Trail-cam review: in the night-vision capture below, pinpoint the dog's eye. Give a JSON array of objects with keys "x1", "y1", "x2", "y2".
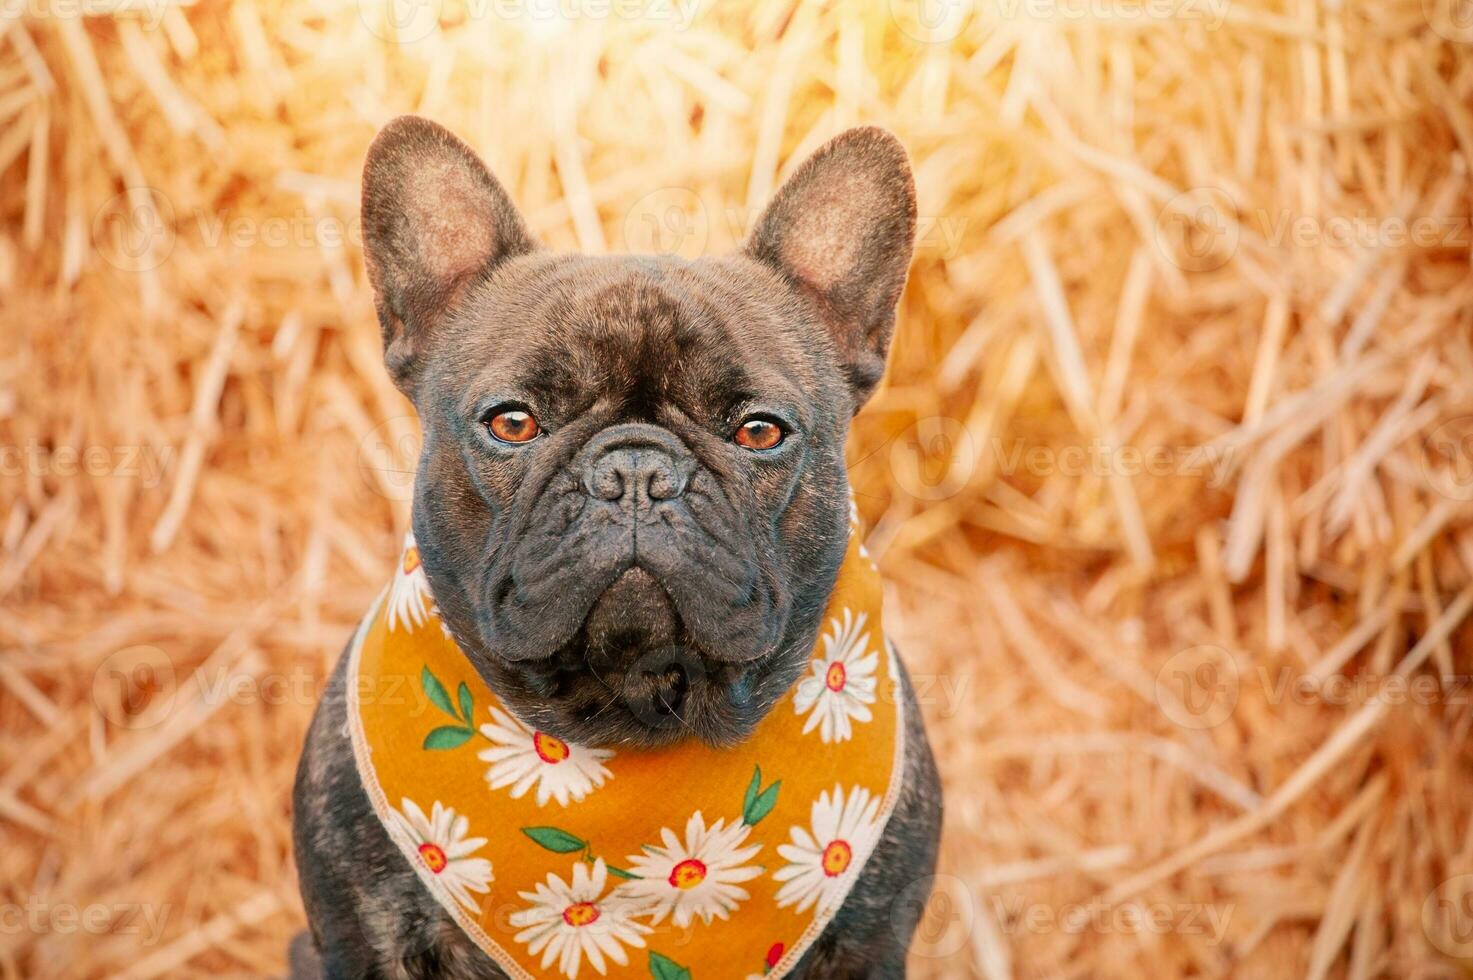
[
  {"x1": 485, "y1": 408, "x2": 541, "y2": 444},
  {"x1": 734, "y1": 416, "x2": 785, "y2": 451}
]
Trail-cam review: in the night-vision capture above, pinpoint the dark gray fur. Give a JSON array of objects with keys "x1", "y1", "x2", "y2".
[{"x1": 292, "y1": 116, "x2": 942, "y2": 979}]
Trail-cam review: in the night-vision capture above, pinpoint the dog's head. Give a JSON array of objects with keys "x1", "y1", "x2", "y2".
[{"x1": 361, "y1": 116, "x2": 914, "y2": 748}]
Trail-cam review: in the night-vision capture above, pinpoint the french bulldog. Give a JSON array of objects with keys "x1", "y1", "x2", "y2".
[{"x1": 291, "y1": 116, "x2": 942, "y2": 979}]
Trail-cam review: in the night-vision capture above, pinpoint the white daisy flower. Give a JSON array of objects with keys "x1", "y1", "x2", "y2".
[
  {"x1": 387, "y1": 532, "x2": 433, "y2": 632},
  {"x1": 621, "y1": 811, "x2": 764, "y2": 927},
  {"x1": 478, "y1": 707, "x2": 614, "y2": 807},
  {"x1": 510, "y1": 858, "x2": 649, "y2": 979},
  {"x1": 388, "y1": 797, "x2": 493, "y2": 913},
  {"x1": 773, "y1": 785, "x2": 881, "y2": 915},
  {"x1": 792, "y1": 608, "x2": 879, "y2": 743}
]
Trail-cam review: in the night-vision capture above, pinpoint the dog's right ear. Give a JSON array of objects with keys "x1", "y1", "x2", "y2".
[{"x1": 361, "y1": 115, "x2": 534, "y2": 393}]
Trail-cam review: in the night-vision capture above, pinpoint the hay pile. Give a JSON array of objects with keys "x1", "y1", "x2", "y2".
[{"x1": 2, "y1": 0, "x2": 1472, "y2": 976}]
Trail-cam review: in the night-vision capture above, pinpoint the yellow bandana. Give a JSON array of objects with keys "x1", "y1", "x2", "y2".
[{"x1": 346, "y1": 513, "x2": 904, "y2": 980}]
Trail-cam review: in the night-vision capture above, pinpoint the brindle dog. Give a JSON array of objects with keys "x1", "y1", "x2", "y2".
[{"x1": 291, "y1": 116, "x2": 942, "y2": 979}]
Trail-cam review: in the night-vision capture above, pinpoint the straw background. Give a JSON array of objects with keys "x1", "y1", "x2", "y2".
[{"x1": 3, "y1": 0, "x2": 1473, "y2": 976}]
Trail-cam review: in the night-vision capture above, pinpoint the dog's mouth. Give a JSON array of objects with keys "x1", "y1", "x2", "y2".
[
  {"x1": 492, "y1": 566, "x2": 765, "y2": 748},
  {"x1": 582, "y1": 567, "x2": 681, "y2": 671}
]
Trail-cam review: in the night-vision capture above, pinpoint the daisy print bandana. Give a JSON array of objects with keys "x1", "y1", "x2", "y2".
[{"x1": 347, "y1": 513, "x2": 906, "y2": 980}]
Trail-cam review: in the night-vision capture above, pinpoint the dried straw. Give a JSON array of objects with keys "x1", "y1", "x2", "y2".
[{"x1": 3, "y1": 1, "x2": 1472, "y2": 977}]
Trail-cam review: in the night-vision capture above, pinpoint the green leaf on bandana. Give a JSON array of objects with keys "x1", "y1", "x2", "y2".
[
  {"x1": 742, "y1": 765, "x2": 762, "y2": 817},
  {"x1": 522, "y1": 826, "x2": 587, "y2": 853},
  {"x1": 744, "y1": 779, "x2": 781, "y2": 826},
  {"x1": 648, "y1": 951, "x2": 691, "y2": 980},
  {"x1": 606, "y1": 864, "x2": 638, "y2": 880},
  {"x1": 421, "y1": 666, "x2": 455, "y2": 718},
  {"x1": 457, "y1": 682, "x2": 474, "y2": 724},
  {"x1": 422, "y1": 726, "x2": 474, "y2": 750}
]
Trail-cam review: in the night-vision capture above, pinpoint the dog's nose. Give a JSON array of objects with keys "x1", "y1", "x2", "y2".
[
  {"x1": 581, "y1": 424, "x2": 692, "y2": 505},
  {"x1": 586, "y1": 448, "x2": 684, "y2": 502}
]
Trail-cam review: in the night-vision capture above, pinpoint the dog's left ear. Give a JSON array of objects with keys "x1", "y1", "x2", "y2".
[{"x1": 745, "y1": 127, "x2": 916, "y2": 409}]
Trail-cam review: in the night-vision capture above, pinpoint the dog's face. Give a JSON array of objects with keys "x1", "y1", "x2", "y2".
[{"x1": 360, "y1": 117, "x2": 914, "y2": 748}]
